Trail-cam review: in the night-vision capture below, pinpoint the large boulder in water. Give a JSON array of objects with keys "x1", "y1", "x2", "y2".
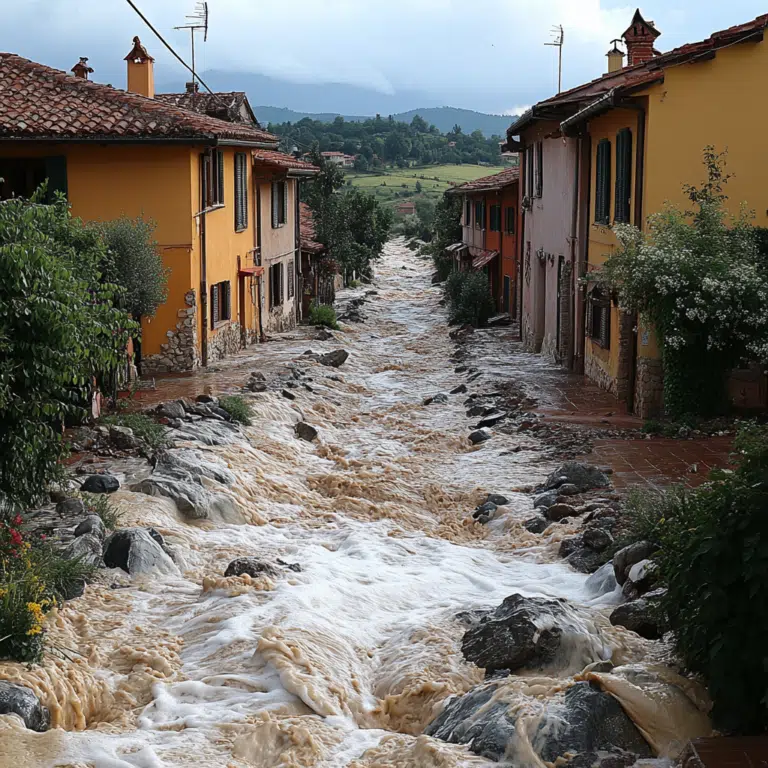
[
  {"x1": 609, "y1": 589, "x2": 666, "y2": 639},
  {"x1": 103, "y1": 528, "x2": 176, "y2": 576},
  {"x1": 80, "y1": 474, "x2": 120, "y2": 494},
  {"x1": 224, "y1": 557, "x2": 278, "y2": 579},
  {"x1": 0, "y1": 682, "x2": 51, "y2": 731},
  {"x1": 542, "y1": 462, "x2": 610, "y2": 493},
  {"x1": 612, "y1": 541, "x2": 657, "y2": 586},
  {"x1": 319, "y1": 349, "x2": 349, "y2": 368}
]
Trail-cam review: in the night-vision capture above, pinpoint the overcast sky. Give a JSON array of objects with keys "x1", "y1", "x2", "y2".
[{"x1": 4, "y1": 0, "x2": 767, "y2": 114}]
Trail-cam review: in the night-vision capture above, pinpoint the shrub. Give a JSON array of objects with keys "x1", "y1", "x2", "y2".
[
  {"x1": 308, "y1": 303, "x2": 339, "y2": 330},
  {"x1": 643, "y1": 423, "x2": 768, "y2": 733},
  {"x1": 0, "y1": 193, "x2": 136, "y2": 509},
  {"x1": 101, "y1": 412, "x2": 168, "y2": 451},
  {"x1": 81, "y1": 492, "x2": 123, "y2": 531},
  {"x1": 96, "y1": 216, "x2": 169, "y2": 320},
  {"x1": 445, "y1": 270, "x2": 495, "y2": 327},
  {"x1": 219, "y1": 395, "x2": 253, "y2": 426}
]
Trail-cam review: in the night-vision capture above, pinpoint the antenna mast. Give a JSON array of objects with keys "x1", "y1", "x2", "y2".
[
  {"x1": 174, "y1": 1, "x2": 208, "y2": 107},
  {"x1": 545, "y1": 24, "x2": 564, "y2": 93}
]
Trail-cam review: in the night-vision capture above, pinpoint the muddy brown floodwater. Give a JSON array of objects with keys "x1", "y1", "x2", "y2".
[{"x1": 0, "y1": 240, "x2": 709, "y2": 767}]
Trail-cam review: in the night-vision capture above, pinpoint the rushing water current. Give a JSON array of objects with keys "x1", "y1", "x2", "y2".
[{"x1": 0, "y1": 241, "x2": 706, "y2": 767}]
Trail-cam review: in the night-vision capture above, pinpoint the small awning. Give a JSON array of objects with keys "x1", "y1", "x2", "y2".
[
  {"x1": 470, "y1": 247, "x2": 498, "y2": 270},
  {"x1": 446, "y1": 242, "x2": 467, "y2": 253},
  {"x1": 239, "y1": 265, "x2": 264, "y2": 277}
]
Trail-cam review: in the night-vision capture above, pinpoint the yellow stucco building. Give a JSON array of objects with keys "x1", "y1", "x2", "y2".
[{"x1": 0, "y1": 37, "x2": 317, "y2": 374}]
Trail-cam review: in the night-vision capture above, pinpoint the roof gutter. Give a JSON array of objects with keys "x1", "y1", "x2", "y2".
[
  {"x1": 560, "y1": 89, "x2": 617, "y2": 137},
  {"x1": 0, "y1": 136, "x2": 278, "y2": 148},
  {"x1": 287, "y1": 168, "x2": 320, "y2": 178}
]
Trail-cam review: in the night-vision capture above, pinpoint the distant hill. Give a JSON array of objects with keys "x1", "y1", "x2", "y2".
[
  {"x1": 156, "y1": 71, "x2": 514, "y2": 138},
  {"x1": 253, "y1": 106, "x2": 512, "y2": 138}
]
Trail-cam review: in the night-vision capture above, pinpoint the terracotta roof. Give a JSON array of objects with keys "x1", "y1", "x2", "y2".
[
  {"x1": 449, "y1": 166, "x2": 519, "y2": 194},
  {"x1": 253, "y1": 149, "x2": 319, "y2": 174},
  {"x1": 0, "y1": 52, "x2": 278, "y2": 144},
  {"x1": 509, "y1": 12, "x2": 768, "y2": 136},
  {"x1": 155, "y1": 90, "x2": 260, "y2": 127},
  {"x1": 299, "y1": 202, "x2": 324, "y2": 254}
]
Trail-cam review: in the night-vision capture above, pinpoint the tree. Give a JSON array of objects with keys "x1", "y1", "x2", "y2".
[
  {"x1": 0, "y1": 193, "x2": 135, "y2": 509},
  {"x1": 415, "y1": 180, "x2": 423, "y2": 194},
  {"x1": 411, "y1": 114, "x2": 429, "y2": 133},
  {"x1": 384, "y1": 132, "x2": 409, "y2": 163},
  {"x1": 96, "y1": 216, "x2": 169, "y2": 321},
  {"x1": 599, "y1": 148, "x2": 768, "y2": 417}
]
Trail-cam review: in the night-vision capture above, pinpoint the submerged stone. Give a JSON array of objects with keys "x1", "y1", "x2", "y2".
[
  {"x1": 0, "y1": 682, "x2": 50, "y2": 732},
  {"x1": 224, "y1": 557, "x2": 279, "y2": 579},
  {"x1": 80, "y1": 474, "x2": 120, "y2": 494}
]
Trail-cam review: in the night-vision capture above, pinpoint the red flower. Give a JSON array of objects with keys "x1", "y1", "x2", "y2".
[
  {"x1": 39, "y1": 534, "x2": 47, "y2": 541},
  {"x1": 10, "y1": 529, "x2": 22, "y2": 546},
  {"x1": 12, "y1": 514, "x2": 22, "y2": 527}
]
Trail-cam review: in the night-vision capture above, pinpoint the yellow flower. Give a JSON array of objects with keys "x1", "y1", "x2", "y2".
[{"x1": 0, "y1": 588, "x2": 6, "y2": 599}]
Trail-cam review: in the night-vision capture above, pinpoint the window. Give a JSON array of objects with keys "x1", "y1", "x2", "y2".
[
  {"x1": 269, "y1": 263, "x2": 284, "y2": 309},
  {"x1": 534, "y1": 141, "x2": 543, "y2": 198},
  {"x1": 272, "y1": 180, "x2": 288, "y2": 228},
  {"x1": 588, "y1": 290, "x2": 611, "y2": 349},
  {"x1": 505, "y1": 206, "x2": 516, "y2": 234},
  {"x1": 525, "y1": 146, "x2": 534, "y2": 198},
  {"x1": 489, "y1": 205, "x2": 501, "y2": 232},
  {"x1": 465, "y1": 198, "x2": 472, "y2": 226},
  {"x1": 287, "y1": 259, "x2": 295, "y2": 299},
  {"x1": 0, "y1": 156, "x2": 68, "y2": 202},
  {"x1": 614, "y1": 129, "x2": 633, "y2": 224},
  {"x1": 210, "y1": 280, "x2": 231, "y2": 328},
  {"x1": 474, "y1": 200, "x2": 484, "y2": 229},
  {"x1": 595, "y1": 139, "x2": 612, "y2": 225},
  {"x1": 201, "y1": 150, "x2": 225, "y2": 209},
  {"x1": 234, "y1": 152, "x2": 249, "y2": 231}
]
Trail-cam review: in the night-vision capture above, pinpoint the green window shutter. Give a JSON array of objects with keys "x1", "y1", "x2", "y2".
[
  {"x1": 271, "y1": 182, "x2": 279, "y2": 228},
  {"x1": 282, "y1": 181, "x2": 288, "y2": 225},
  {"x1": 44, "y1": 156, "x2": 68, "y2": 201},
  {"x1": 242, "y1": 155, "x2": 249, "y2": 230},
  {"x1": 224, "y1": 281, "x2": 231, "y2": 320},
  {"x1": 595, "y1": 140, "x2": 611, "y2": 224},
  {"x1": 614, "y1": 129, "x2": 632, "y2": 223},
  {"x1": 211, "y1": 284, "x2": 219, "y2": 329}
]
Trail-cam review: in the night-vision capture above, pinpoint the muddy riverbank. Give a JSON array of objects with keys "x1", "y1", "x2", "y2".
[{"x1": 0, "y1": 239, "x2": 711, "y2": 767}]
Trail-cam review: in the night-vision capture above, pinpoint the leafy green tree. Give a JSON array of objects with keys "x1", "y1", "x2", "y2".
[
  {"x1": 96, "y1": 216, "x2": 169, "y2": 321},
  {"x1": 411, "y1": 114, "x2": 429, "y2": 133},
  {"x1": 0, "y1": 193, "x2": 135, "y2": 509},
  {"x1": 415, "y1": 180, "x2": 423, "y2": 194}
]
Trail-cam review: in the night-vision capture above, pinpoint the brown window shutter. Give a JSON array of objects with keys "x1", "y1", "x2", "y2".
[
  {"x1": 242, "y1": 156, "x2": 248, "y2": 230},
  {"x1": 282, "y1": 182, "x2": 288, "y2": 225},
  {"x1": 271, "y1": 183, "x2": 279, "y2": 228},
  {"x1": 535, "y1": 142, "x2": 543, "y2": 198},
  {"x1": 225, "y1": 281, "x2": 232, "y2": 320},
  {"x1": 614, "y1": 129, "x2": 632, "y2": 223},
  {"x1": 280, "y1": 263, "x2": 284, "y2": 304},
  {"x1": 211, "y1": 283, "x2": 219, "y2": 328},
  {"x1": 217, "y1": 150, "x2": 225, "y2": 205}
]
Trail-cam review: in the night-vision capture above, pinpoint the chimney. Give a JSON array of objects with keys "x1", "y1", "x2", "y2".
[
  {"x1": 71, "y1": 57, "x2": 94, "y2": 80},
  {"x1": 606, "y1": 40, "x2": 625, "y2": 73},
  {"x1": 622, "y1": 9, "x2": 661, "y2": 67},
  {"x1": 124, "y1": 36, "x2": 155, "y2": 98},
  {"x1": 185, "y1": 81, "x2": 200, "y2": 94}
]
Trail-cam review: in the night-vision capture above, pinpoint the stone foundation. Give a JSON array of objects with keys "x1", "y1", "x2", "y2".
[
  {"x1": 209, "y1": 321, "x2": 243, "y2": 363},
  {"x1": 541, "y1": 333, "x2": 558, "y2": 362},
  {"x1": 263, "y1": 305, "x2": 297, "y2": 334},
  {"x1": 634, "y1": 357, "x2": 664, "y2": 418},
  {"x1": 142, "y1": 290, "x2": 200, "y2": 374}
]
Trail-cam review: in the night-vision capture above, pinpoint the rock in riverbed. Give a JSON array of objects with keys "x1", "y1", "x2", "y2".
[
  {"x1": 224, "y1": 557, "x2": 278, "y2": 579},
  {"x1": 542, "y1": 462, "x2": 610, "y2": 493},
  {"x1": 295, "y1": 422, "x2": 318, "y2": 442},
  {"x1": 80, "y1": 474, "x2": 120, "y2": 494},
  {"x1": 613, "y1": 541, "x2": 657, "y2": 585},
  {"x1": 74, "y1": 514, "x2": 106, "y2": 540},
  {"x1": 103, "y1": 528, "x2": 176, "y2": 576},
  {"x1": 0, "y1": 682, "x2": 50, "y2": 732},
  {"x1": 469, "y1": 429, "x2": 492, "y2": 445},
  {"x1": 319, "y1": 350, "x2": 349, "y2": 368},
  {"x1": 609, "y1": 589, "x2": 666, "y2": 639}
]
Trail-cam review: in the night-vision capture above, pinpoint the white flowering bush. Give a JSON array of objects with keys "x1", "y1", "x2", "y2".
[{"x1": 598, "y1": 148, "x2": 768, "y2": 417}]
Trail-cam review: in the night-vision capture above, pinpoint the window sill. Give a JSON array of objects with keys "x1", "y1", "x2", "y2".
[
  {"x1": 589, "y1": 336, "x2": 610, "y2": 350},
  {"x1": 212, "y1": 320, "x2": 231, "y2": 331},
  {"x1": 235, "y1": 226, "x2": 248, "y2": 233},
  {"x1": 272, "y1": 223, "x2": 286, "y2": 229}
]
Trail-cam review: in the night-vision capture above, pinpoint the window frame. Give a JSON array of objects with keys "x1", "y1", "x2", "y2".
[
  {"x1": 269, "y1": 263, "x2": 284, "y2": 309},
  {"x1": 201, "y1": 150, "x2": 225, "y2": 210},
  {"x1": 489, "y1": 204, "x2": 502, "y2": 233},
  {"x1": 505, "y1": 206, "x2": 516, "y2": 235},
  {"x1": 588, "y1": 290, "x2": 611, "y2": 349},
  {"x1": 474, "y1": 199, "x2": 484, "y2": 230},
  {"x1": 594, "y1": 139, "x2": 612, "y2": 225},
  {"x1": 465, "y1": 198, "x2": 472, "y2": 227},
  {"x1": 271, "y1": 180, "x2": 288, "y2": 228},
  {"x1": 287, "y1": 259, "x2": 295, "y2": 300},
  {"x1": 234, "y1": 152, "x2": 249, "y2": 232},
  {"x1": 210, "y1": 280, "x2": 231, "y2": 329}
]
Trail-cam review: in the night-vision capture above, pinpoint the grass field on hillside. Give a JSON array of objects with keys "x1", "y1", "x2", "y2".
[{"x1": 345, "y1": 164, "x2": 508, "y2": 207}]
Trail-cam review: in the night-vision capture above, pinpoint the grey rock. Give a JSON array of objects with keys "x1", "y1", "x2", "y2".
[
  {"x1": 609, "y1": 591, "x2": 665, "y2": 639},
  {"x1": 613, "y1": 541, "x2": 657, "y2": 585},
  {"x1": 170, "y1": 420, "x2": 241, "y2": 446},
  {"x1": 276, "y1": 558, "x2": 302, "y2": 572},
  {"x1": 582, "y1": 660, "x2": 615, "y2": 675},
  {"x1": 103, "y1": 528, "x2": 176, "y2": 576},
  {"x1": 469, "y1": 429, "x2": 492, "y2": 445},
  {"x1": 567, "y1": 548, "x2": 609, "y2": 574},
  {"x1": 545, "y1": 503, "x2": 577, "y2": 522},
  {"x1": 224, "y1": 557, "x2": 279, "y2": 579},
  {"x1": 585, "y1": 562, "x2": 618, "y2": 598},
  {"x1": 74, "y1": 514, "x2": 105, "y2": 540},
  {"x1": 485, "y1": 494, "x2": 509, "y2": 506},
  {"x1": 281, "y1": 389, "x2": 296, "y2": 400},
  {"x1": 319, "y1": 349, "x2": 349, "y2": 368},
  {"x1": 0, "y1": 682, "x2": 50, "y2": 732},
  {"x1": 560, "y1": 536, "x2": 584, "y2": 559},
  {"x1": 473, "y1": 502, "x2": 497, "y2": 523},
  {"x1": 56, "y1": 497, "x2": 85, "y2": 517},
  {"x1": 195, "y1": 394, "x2": 219, "y2": 405},
  {"x1": 156, "y1": 400, "x2": 187, "y2": 420},
  {"x1": 583, "y1": 527, "x2": 614, "y2": 552},
  {"x1": 461, "y1": 594, "x2": 566, "y2": 673},
  {"x1": 476, "y1": 412, "x2": 508, "y2": 429},
  {"x1": 80, "y1": 474, "x2": 120, "y2": 494},
  {"x1": 295, "y1": 422, "x2": 318, "y2": 442},
  {"x1": 154, "y1": 448, "x2": 236, "y2": 486},
  {"x1": 315, "y1": 329, "x2": 334, "y2": 341},
  {"x1": 108, "y1": 425, "x2": 141, "y2": 451},
  {"x1": 62, "y1": 533, "x2": 102, "y2": 569},
  {"x1": 626, "y1": 559, "x2": 659, "y2": 594},
  {"x1": 543, "y1": 463, "x2": 610, "y2": 493},
  {"x1": 557, "y1": 483, "x2": 580, "y2": 496},
  {"x1": 131, "y1": 476, "x2": 235, "y2": 521},
  {"x1": 424, "y1": 393, "x2": 449, "y2": 405},
  {"x1": 533, "y1": 490, "x2": 560, "y2": 510},
  {"x1": 451, "y1": 384, "x2": 468, "y2": 395},
  {"x1": 466, "y1": 405, "x2": 486, "y2": 417},
  {"x1": 524, "y1": 516, "x2": 549, "y2": 534},
  {"x1": 536, "y1": 682, "x2": 652, "y2": 762},
  {"x1": 246, "y1": 380, "x2": 268, "y2": 393}
]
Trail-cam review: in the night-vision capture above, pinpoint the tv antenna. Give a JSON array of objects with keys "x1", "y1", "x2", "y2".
[
  {"x1": 545, "y1": 24, "x2": 564, "y2": 93},
  {"x1": 175, "y1": 1, "x2": 208, "y2": 105}
]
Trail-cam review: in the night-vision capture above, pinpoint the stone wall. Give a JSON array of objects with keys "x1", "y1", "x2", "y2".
[
  {"x1": 263, "y1": 303, "x2": 297, "y2": 334},
  {"x1": 634, "y1": 357, "x2": 664, "y2": 418},
  {"x1": 141, "y1": 290, "x2": 200, "y2": 374},
  {"x1": 208, "y1": 322, "x2": 243, "y2": 363},
  {"x1": 584, "y1": 310, "x2": 634, "y2": 403}
]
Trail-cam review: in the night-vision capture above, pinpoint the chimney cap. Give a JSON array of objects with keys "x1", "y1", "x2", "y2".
[
  {"x1": 622, "y1": 8, "x2": 661, "y2": 41},
  {"x1": 124, "y1": 36, "x2": 155, "y2": 63},
  {"x1": 607, "y1": 39, "x2": 625, "y2": 55},
  {"x1": 71, "y1": 56, "x2": 94, "y2": 79},
  {"x1": 185, "y1": 81, "x2": 200, "y2": 94}
]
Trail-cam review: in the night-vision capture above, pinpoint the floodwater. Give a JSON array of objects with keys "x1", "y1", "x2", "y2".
[{"x1": 0, "y1": 240, "x2": 703, "y2": 767}]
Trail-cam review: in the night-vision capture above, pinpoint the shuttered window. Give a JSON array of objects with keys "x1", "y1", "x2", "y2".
[
  {"x1": 489, "y1": 205, "x2": 501, "y2": 232},
  {"x1": 588, "y1": 290, "x2": 611, "y2": 349},
  {"x1": 210, "y1": 281, "x2": 231, "y2": 328},
  {"x1": 201, "y1": 150, "x2": 225, "y2": 209},
  {"x1": 505, "y1": 206, "x2": 516, "y2": 234},
  {"x1": 535, "y1": 141, "x2": 543, "y2": 198},
  {"x1": 287, "y1": 260, "x2": 295, "y2": 299},
  {"x1": 525, "y1": 146, "x2": 534, "y2": 198},
  {"x1": 234, "y1": 153, "x2": 248, "y2": 231},
  {"x1": 614, "y1": 129, "x2": 633, "y2": 224},
  {"x1": 269, "y1": 263, "x2": 283, "y2": 308},
  {"x1": 595, "y1": 139, "x2": 612, "y2": 225},
  {"x1": 465, "y1": 198, "x2": 472, "y2": 226},
  {"x1": 474, "y1": 200, "x2": 483, "y2": 229},
  {"x1": 272, "y1": 180, "x2": 287, "y2": 228}
]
